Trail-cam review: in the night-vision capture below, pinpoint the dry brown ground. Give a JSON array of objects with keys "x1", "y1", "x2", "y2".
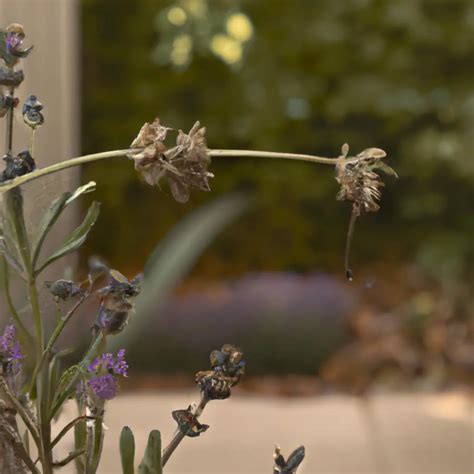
[{"x1": 55, "y1": 391, "x2": 474, "y2": 474}]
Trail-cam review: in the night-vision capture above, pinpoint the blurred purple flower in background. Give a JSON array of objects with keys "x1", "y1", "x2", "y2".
[{"x1": 127, "y1": 272, "x2": 356, "y2": 374}]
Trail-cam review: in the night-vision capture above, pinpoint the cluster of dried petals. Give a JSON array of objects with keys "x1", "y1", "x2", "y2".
[
  {"x1": 128, "y1": 118, "x2": 213, "y2": 203},
  {"x1": 0, "y1": 23, "x2": 33, "y2": 69},
  {"x1": 45, "y1": 279, "x2": 84, "y2": 302},
  {"x1": 22, "y1": 94, "x2": 44, "y2": 129},
  {"x1": 335, "y1": 144, "x2": 396, "y2": 215},
  {"x1": 195, "y1": 344, "x2": 245, "y2": 400}
]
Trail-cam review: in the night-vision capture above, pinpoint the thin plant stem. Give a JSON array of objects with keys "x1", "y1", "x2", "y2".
[
  {"x1": 29, "y1": 128, "x2": 36, "y2": 157},
  {"x1": 0, "y1": 149, "x2": 135, "y2": 193},
  {"x1": 29, "y1": 289, "x2": 91, "y2": 393},
  {"x1": 1, "y1": 255, "x2": 32, "y2": 343},
  {"x1": 52, "y1": 449, "x2": 85, "y2": 468},
  {"x1": 344, "y1": 207, "x2": 359, "y2": 282},
  {"x1": 0, "y1": 147, "x2": 342, "y2": 194},
  {"x1": 5, "y1": 86, "x2": 14, "y2": 155},
  {"x1": 51, "y1": 415, "x2": 95, "y2": 450},
  {"x1": 86, "y1": 409, "x2": 104, "y2": 474},
  {"x1": 209, "y1": 149, "x2": 338, "y2": 165},
  {"x1": 161, "y1": 393, "x2": 209, "y2": 467}
]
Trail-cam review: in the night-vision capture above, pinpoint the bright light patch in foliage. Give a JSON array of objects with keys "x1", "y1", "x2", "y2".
[
  {"x1": 167, "y1": 7, "x2": 187, "y2": 26},
  {"x1": 226, "y1": 13, "x2": 254, "y2": 42},
  {"x1": 210, "y1": 34, "x2": 242, "y2": 65}
]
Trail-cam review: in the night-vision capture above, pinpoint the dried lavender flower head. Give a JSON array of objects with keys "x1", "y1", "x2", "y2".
[
  {"x1": 128, "y1": 118, "x2": 213, "y2": 203},
  {"x1": 172, "y1": 407, "x2": 210, "y2": 437},
  {"x1": 0, "y1": 23, "x2": 33, "y2": 68},
  {"x1": 94, "y1": 269, "x2": 142, "y2": 335},
  {"x1": 196, "y1": 344, "x2": 245, "y2": 400},
  {"x1": 336, "y1": 144, "x2": 396, "y2": 215},
  {"x1": 22, "y1": 94, "x2": 44, "y2": 129},
  {"x1": 335, "y1": 143, "x2": 397, "y2": 280},
  {"x1": 85, "y1": 349, "x2": 128, "y2": 401},
  {"x1": 45, "y1": 279, "x2": 84, "y2": 302}
]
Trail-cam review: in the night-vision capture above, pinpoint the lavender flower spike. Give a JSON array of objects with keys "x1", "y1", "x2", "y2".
[
  {"x1": 88, "y1": 373, "x2": 119, "y2": 401},
  {"x1": 0, "y1": 324, "x2": 23, "y2": 367},
  {"x1": 85, "y1": 349, "x2": 129, "y2": 400}
]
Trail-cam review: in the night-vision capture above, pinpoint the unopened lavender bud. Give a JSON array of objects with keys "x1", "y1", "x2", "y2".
[
  {"x1": 45, "y1": 279, "x2": 84, "y2": 302},
  {"x1": 22, "y1": 94, "x2": 44, "y2": 128}
]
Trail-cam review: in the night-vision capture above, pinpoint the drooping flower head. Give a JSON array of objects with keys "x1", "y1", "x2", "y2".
[
  {"x1": 86, "y1": 349, "x2": 128, "y2": 401},
  {"x1": 195, "y1": 344, "x2": 245, "y2": 400},
  {"x1": 0, "y1": 24, "x2": 33, "y2": 68},
  {"x1": 128, "y1": 118, "x2": 213, "y2": 203},
  {"x1": 335, "y1": 144, "x2": 397, "y2": 280},
  {"x1": 22, "y1": 94, "x2": 44, "y2": 129}
]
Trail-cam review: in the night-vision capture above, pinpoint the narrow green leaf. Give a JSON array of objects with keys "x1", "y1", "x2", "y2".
[
  {"x1": 49, "y1": 354, "x2": 62, "y2": 408},
  {"x1": 120, "y1": 426, "x2": 136, "y2": 474},
  {"x1": 138, "y1": 430, "x2": 162, "y2": 474},
  {"x1": 65, "y1": 181, "x2": 96, "y2": 205},
  {"x1": 74, "y1": 417, "x2": 87, "y2": 473},
  {"x1": 0, "y1": 236, "x2": 23, "y2": 273},
  {"x1": 31, "y1": 181, "x2": 97, "y2": 268},
  {"x1": 31, "y1": 193, "x2": 70, "y2": 268},
  {"x1": 35, "y1": 201, "x2": 101, "y2": 275}
]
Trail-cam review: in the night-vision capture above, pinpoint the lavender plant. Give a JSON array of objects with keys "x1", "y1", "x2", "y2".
[{"x1": 0, "y1": 23, "x2": 396, "y2": 473}]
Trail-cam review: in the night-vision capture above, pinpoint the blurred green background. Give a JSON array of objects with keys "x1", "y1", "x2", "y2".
[
  {"x1": 81, "y1": 0, "x2": 473, "y2": 284},
  {"x1": 78, "y1": 0, "x2": 473, "y2": 378}
]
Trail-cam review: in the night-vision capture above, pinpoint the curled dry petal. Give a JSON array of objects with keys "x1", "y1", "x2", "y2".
[
  {"x1": 172, "y1": 407, "x2": 209, "y2": 437},
  {"x1": 335, "y1": 145, "x2": 392, "y2": 214},
  {"x1": 128, "y1": 118, "x2": 213, "y2": 203},
  {"x1": 335, "y1": 144, "x2": 396, "y2": 280}
]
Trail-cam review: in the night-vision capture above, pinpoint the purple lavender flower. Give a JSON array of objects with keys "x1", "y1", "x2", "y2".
[
  {"x1": 114, "y1": 349, "x2": 128, "y2": 376},
  {"x1": 88, "y1": 350, "x2": 128, "y2": 377},
  {"x1": 0, "y1": 325, "x2": 23, "y2": 367},
  {"x1": 88, "y1": 373, "x2": 118, "y2": 401},
  {"x1": 85, "y1": 349, "x2": 128, "y2": 401}
]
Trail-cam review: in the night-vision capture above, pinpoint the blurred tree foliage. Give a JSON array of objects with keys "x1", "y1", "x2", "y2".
[{"x1": 81, "y1": 0, "x2": 474, "y2": 287}]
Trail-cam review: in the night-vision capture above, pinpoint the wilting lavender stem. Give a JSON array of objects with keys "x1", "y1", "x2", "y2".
[
  {"x1": 0, "y1": 148, "x2": 343, "y2": 193},
  {"x1": 5, "y1": 86, "x2": 14, "y2": 154},
  {"x1": 161, "y1": 393, "x2": 210, "y2": 467},
  {"x1": 344, "y1": 207, "x2": 359, "y2": 281}
]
